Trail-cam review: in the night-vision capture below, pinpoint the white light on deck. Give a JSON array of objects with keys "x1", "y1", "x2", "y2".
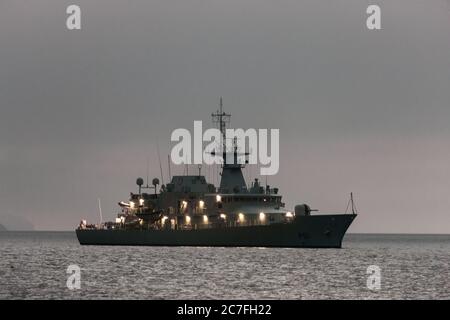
[
  {"x1": 181, "y1": 200, "x2": 188, "y2": 210},
  {"x1": 139, "y1": 198, "x2": 144, "y2": 206},
  {"x1": 220, "y1": 213, "x2": 226, "y2": 219},
  {"x1": 259, "y1": 212, "x2": 266, "y2": 222},
  {"x1": 238, "y1": 213, "x2": 245, "y2": 222},
  {"x1": 216, "y1": 195, "x2": 222, "y2": 202},
  {"x1": 115, "y1": 218, "x2": 121, "y2": 224},
  {"x1": 199, "y1": 200, "x2": 205, "y2": 209},
  {"x1": 203, "y1": 215, "x2": 208, "y2": 223},
  {"x1": 286, "y1": 211, "x2": 293, "y2": 218},
  {"x1": 185, "y1": 215, "x2": 191, "y2": 224},
  {"x1": 129, "y1": 201, "x2": 135, "y2": 209},
  {"x1": 162, "y1": 216, "x2": 168, "y2": 224}
]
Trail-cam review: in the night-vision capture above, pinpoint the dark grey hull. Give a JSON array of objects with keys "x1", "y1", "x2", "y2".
[{"x1": 76, "y1": 214, "x2": 356, "y2": 248}]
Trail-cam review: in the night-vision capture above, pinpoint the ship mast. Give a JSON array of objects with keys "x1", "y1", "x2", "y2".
[
  {"x1": 211, "y1": 97, "x2": 231, "y2": 155},
  {"x1": 211, "y1": 97, "x2": 248, "y2": 193}
]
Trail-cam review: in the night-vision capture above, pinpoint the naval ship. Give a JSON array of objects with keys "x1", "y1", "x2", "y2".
[{"x1": 76, "y1": 101, "x2": 357, "y2": 248}]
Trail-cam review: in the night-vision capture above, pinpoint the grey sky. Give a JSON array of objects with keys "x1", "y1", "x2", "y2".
[{"x1": 1, "y1": 0, "x2": 450, "y2": 232}]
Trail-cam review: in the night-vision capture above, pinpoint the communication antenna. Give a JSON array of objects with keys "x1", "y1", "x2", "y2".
[
  {"x1": 136, "y1": 177, "x2": 144, "y2": 194},
  {"x1": 146, "y1": 157, "x2": 150, "y2": 187},
  {"x1": 167, "y1": 154, "x2": 172, "y2": 182},
  {"x1": 152, "y1": 178, "x2": 160, "y2": 195},
  {"x1": 156, "y1": 141, "x2": 164, "y2": 185},
  {"x1": 211, "y1": 97, "x2": 231, "y2": 153},
  {"x1": 97, "y1": 198, "x2": 103, "y2": 225}
]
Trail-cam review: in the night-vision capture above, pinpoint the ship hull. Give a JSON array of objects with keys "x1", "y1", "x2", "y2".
[{"x1": 76, "y1": 214, "x2": 356, "y2": 248}]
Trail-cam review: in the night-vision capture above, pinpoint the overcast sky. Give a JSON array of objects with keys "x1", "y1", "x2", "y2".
[{"x1": 1, "y1": 0, "x2": 450, "y2": 232}]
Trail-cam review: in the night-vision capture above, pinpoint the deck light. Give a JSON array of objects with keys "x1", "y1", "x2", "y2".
[{"x1": 259, "y1": 212, "x2": 266, "y2": 222}]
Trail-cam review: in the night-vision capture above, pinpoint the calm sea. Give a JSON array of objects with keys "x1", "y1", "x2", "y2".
[{"x1": 0, "y1": 232, "x2": 448, "y2": 299}]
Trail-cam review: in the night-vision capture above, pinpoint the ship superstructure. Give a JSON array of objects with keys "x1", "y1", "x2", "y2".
[{"x1": 76, "y1": 99, "x2": 356, "y2": 247}]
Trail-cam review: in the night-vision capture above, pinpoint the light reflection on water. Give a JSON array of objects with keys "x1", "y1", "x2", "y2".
[{"x1": 0, "y1": 232, "x2": 449, "y2": 299}]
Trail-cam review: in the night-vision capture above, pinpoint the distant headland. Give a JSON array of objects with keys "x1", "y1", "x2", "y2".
[{"x1": 0, "y1": 215, "x2": 34, "y2": 231}]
